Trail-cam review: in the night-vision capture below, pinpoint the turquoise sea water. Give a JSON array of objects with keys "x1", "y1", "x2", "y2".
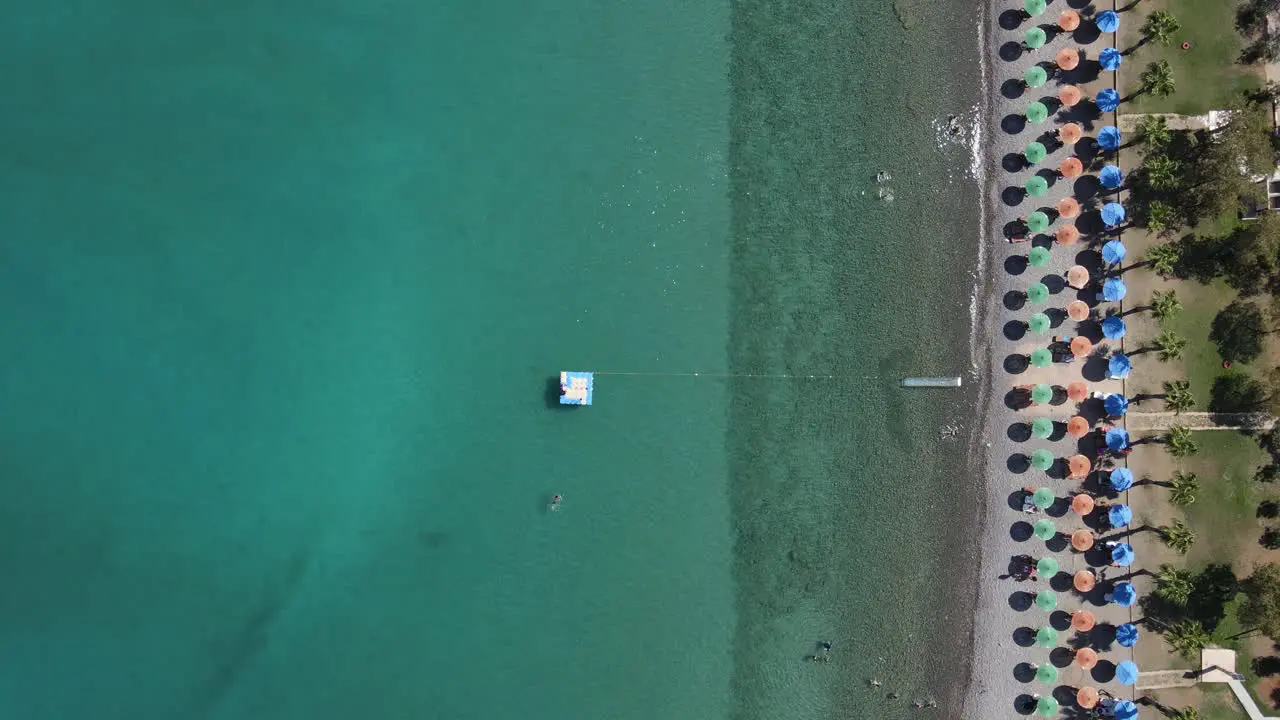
[{"x1": 0, "y1": 0, "x2": 978, "y2": 717}]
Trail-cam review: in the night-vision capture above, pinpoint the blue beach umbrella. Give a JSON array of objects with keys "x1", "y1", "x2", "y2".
[
  {"x1": 1102, "y1": 239, "x2": 1127, "y2": 264},
  {"x1": 1101, "y1": 202, "x2": 1126, "y2": 227},
  {"x1": 1100, "y1": 47, "x2": 1123, "y2": 71},
  {"x1": 1111, "y1": 542, "x2": 1135, "y2": 566},
  {"x1": 1111, "y1": 582, "x2": 1137, "y2": 607},
  {"x1": 1113, "y1": 700, "x2": 1139, "y2": 720},
  {"x1": 1116, "y1": 660, "x2": 1140, "y2": 685},
  {"x1": 1102, "y1": 277, "x2": 1127, "y2": 301},
  {"x1": 1106, "y1": 427, "x2": 1130, "y2": 451},
  {"x1": 1095, "y1": 10, "x2": 1120, "y2": 33},
  {"x1": 1109, "y1": 504, "x2": 1133, "y2": 528},
  {"x1": 1102, "y1": 316, "x2": 1126, "y2": 340},
  {"x1": 1096, "y1": 88, "x2": 1120, "y2": 112},
  {"x1": 1104, "y1": 393, "x2": 1129, "y2": 416},
  {"x1": 1116, "y1": 622, "x2": 1140, "y2": 647},
  {"x1": 1097, "y1": 126, "x2": 1122, "y2": 150},
  {"x1": 1109, "y1": 468, "x2": 1134, "y2": 492},
  {"x1": 1108, "y1": 353, "x2": 1131, "y2": 378},
  {"x1": 1099, "y1": 165, "x2": 1124, "y2": 189}
]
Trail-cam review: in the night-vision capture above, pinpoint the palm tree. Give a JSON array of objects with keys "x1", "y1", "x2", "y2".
[
  {"x1": 1170, "y1": 470, "x2": 1200, "y2": 505},
  {"x1": 1146, "y1": 200, "x2": 1175, "y2": 234},
  {"x1": 1155, "y1": 564, "x2": 1195, "y2": 606},
  {"x1": 1155, "y1": 329, "x2": 1188, "y2": 361},
  {"x1": 1162, "y1": 519, "x2": 1197, "y2": 553},
  {"x1": 1141, "y1": 11, "x2": 1182, "y2": 48},
  {"x1": 1166, "y1": 424, "x2": 1200, "y2": 457},
  {"x1": 1164, "y1": 618, "x2": 1211, "y2": 657},
  {"x1": 1138, "y1": 114, "x2": 1172, "y2": 151},
  {"x1": 1144, "y1": 154, "x2": 1181, "y2": 190},
  {"x1": 1152, "y1": 290, "x2": 1182, "y2": 322},
  {"x1": 1164, "y1": 379, "x2": 1193, "y2": 413},
  {"x1": 1141, "y1": 60, "x2": 1177, "y2": 98},
  {"x1": 1168, "y1": 708, "x2": 1201, "y2": 720},
  {"x1": 1147, "y1": 241, "x2": 1181, "y2": 276}
]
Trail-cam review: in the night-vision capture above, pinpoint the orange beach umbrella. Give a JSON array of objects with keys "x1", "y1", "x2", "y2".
[
  {"x1": 1056, "y1": 224, "x2": 1080, "y2": 245},
  {"x1": 1059, "y1": 85, "x2": 1083, "y2": 107},
  {"x1": 1070, "y1": 492, "x2": 1094, "y2": 514},
  {"x1": 1075, "y1": 647, "x2": 1099, "y2": 669},
  {"x1": 1060, "y1": 157, "x2": 1084, "y2": 178},
  {"x1": 1058, "y1": 10, "x2": 1081, "y2": 31},
  {"x1": 1071, "y1": 528, "x2": 1095, "y2": 550},
  {"x1": 1070, "y1": 335, "x2": 1094, "y2": 358},
  {"x1": 1067, "y1": 417, "x2": 1091, "y2": 439},
  {"x1": 1059, "y1": 123, "x2": 1083, "y2": 145},
  {"x1": 1056, "y1": 48, "x2": 1080, "y2": 71},
  {"x1": 1067, "y1": 381, "x2": 1089, "y2": 402},
  {"x1": 1067, "y1": 454, "x2": 1092, "y2": 478},
  {"x1": 1071, "y1": 610, "x2": 1097, "y2": 631},
  {"x1": 1066, "y1": 300, "x2": 1090, "y2": 321},
  {"x1": 1066, "y1": 265, "x2": 1090, "y2": 288},
  {"x1": 1077, "y1": 686, "x2": 1100, "y2": 709},
  {"x1": 1057, "y1": 196, "x2": 1081, "y2": 218},
  {"x1": 1074, "y1": 569, "x2": 1096, "y2": 592}
]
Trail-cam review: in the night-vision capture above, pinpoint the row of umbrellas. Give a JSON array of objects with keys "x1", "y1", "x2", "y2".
[{"x1": 1023, "y1": 4, "x2": 1119, "y2": 33}]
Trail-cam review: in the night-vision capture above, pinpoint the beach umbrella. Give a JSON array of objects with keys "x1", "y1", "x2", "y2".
[
  {"x1": 1035, "y1": 588, "x2": 1058, "y2": 610},
  {"x1": 1032, "y1": 417, "x2": 1055, "y2": 439},
  {"x1": 1059, "y1": 157, "x2": 1083, "y2": 178},
  {"x1": 1100, "y1": 47, "x2": 1122, "y2": 71},
  {"x1": 1074, "y1": 569, "x2": 1096, "y2": 592},
  {"x1": 1056, "y1": 224, "x2": 1080, "y2": 245},
  {"x1": 1057, "y1": 195, "x2": 1081, "y2": 218},
  {"x1": 1070, "y1": 335, "x2": 1093, "y2": 358},
  {"x1": 1056, "y1": 47, "x2": 1080, "y2": 71},
  {"x1": 1059, "y1": 84, "x2": 1083, "y2": 107},
  {"x1": 1026, "y1": 102, "x2": 1049, "y2": 125},
  {"x1": 1035, "y1": 663, "x2": 1058, "y2": 684},
  {"x1": 1028, "y1": 312, "x2": 1052, "y2": 334},
  {"x1": 1032, "y1": 449, "x2": 1055, "y2": 471},
  {"x1": 1096, "y1": 88, "x2": 1120, "y2": 112},
  {"x1": 1025, "y1": 66, "x2": 1048, "y2": 89},
  {"x1": 1075, "y1": 647, "x2": 1100, "y2": 670},
  {"x1": 1066, "y1": 265, "x2": 1089, "y2": 288},
  {"x1": 1034, "y1": 518, "x2": 1057, "y2": 540},
  {"x1": 1097, "y1": 125, "x2": 1122, "y2": 150},
  {"x1": 1026, "y1": 175, "x2": 1049, "y2": 196},
  {"x1": 1035, "y1": 626, "x2": 1058, "y2": 647},
  {"x1": 1037, "y1": 556, "x2": 1059, "y2": 577},
  {"x1": 1026, "y1": 0, "x2": 1047, "y2": 16},
  {"x1": 1108, "y1": 504, "x2": 1133, "y2": 528},
  {"x1": 1114, "y1": 700, "x2": 1139, "y2": 720},
  {"x1": 1067, "y1": 454, "x2": 1091, "y2": 479},
  {"x1": 1102, "y1": 276, "x2": 1127, "y2": 301},
  {"x1": 1071, "y1": 528, "x2": 1095, "y2": 551},
  {"x1": 1036, "y1": 695, "x2": 1059, "y2": 718},
  {"x1": 1025, "y1": 27, "x2": 1047, "y2": 49},
  {"x1": 1067, "y1": 382, "x2": 1089, "y2": 402},
  {"x1": 1067, "y1": 417, "x2": 1090, "y2": 439},
  {"x1": 1106, "y1": 427, "x2": 1130, "y2": 451},
  {"x1": 1058, "y1": 9, "x2": 1081, "y2": 31},
  {"x1": 1077, "y1": 686, "x2": 1101, "y2": 709},
  {"x1": 1027, "y1": 282, "x2": 1050, "y2": 304},
  {"x1": 1025, "y1": 140, "x2": 1048, "y2": 164},
  {"x1": 1108, "y1": 353, "x2": 1131, "y2": 378},
  {"x1": 1032, "y1": 486, "x2": 1056, "y2": 508},
  {"x1": 1027, "y1": 211, "x2": 1051, "y2": 233},
  {"x1": 1116, "y1": 622, "x2": 1140, "y2": 647},
  {"x1": 1070, "y1": 492, "x2": 1094, "y2": 514},
  {"x1": 1116, "y1": 660, "x2": 1139, "y2": 685},
  {"x1": 1059, "y1": 123, "x2": 1084, "y2": 145},
  {"x1": 1104, "y1": 393, "x2": 1129, "y2": 416},
  {"x1": 1102, "y1": 315, "x2": 1126, "y2": 340},
  {"x1": 1102, "y1": 239, "x2": 1127, "y2": 264},
  {"x1": 1031, "y1": 383, "x2": 1054, "y2": 404},
  {"x1": 1028, "y1": 247, "x2": 1052, "y2": 268},
  {"x1": 1096, "y1": 9, "x2": 1120, "y2": 32},
  {"x1": 1099, "y1": 165, "x2": 1124, "y2": 189},
  {"x1": 1030, "y1": 348, "x2": 1053, "y2": 368},
  {"x1": 1067, "y1": 300, "x2": 1090, "y2": 321},
  {"x1": 1109, "y1": 468, "x2": 1134, "y2": 492},
  {"x1": 1101, "y1": 202, "x2": 1126, "y2": 227},
  {"x1": 1112, "y1": 581, "x2": 1137, "y2": 607},
  {"x1": 1111, "y1": 542, "x2": 1135, "y2": 566}
]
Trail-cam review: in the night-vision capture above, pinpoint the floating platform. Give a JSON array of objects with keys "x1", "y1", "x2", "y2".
[
  {"x1": 560, "y1": 371, "x2": 594, "y2": 405},
  {"x1": 901, "y1": 376, "x2": 962, "y2": 388}
]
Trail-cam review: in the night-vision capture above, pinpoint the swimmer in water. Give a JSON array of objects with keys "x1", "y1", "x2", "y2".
[{"x1": 549, "y1": 494, "x2": 562, "y2": 511}]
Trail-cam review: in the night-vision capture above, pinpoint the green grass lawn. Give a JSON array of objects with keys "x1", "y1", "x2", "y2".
[
  {"x1": 1164, "y1": 278, "x2": 1245, "y2": 409},
  {"x1": 1182, "y1": 431, "x2": 1266, "y2": 567},
  {"x1": 1119, "y1": 0, "x2": 1263, "y2": 114}
]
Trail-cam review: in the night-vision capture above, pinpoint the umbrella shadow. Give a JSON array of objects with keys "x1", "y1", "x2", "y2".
[
  {"x1": 1073, "y1": 175, "x2": 1102, "y2": 201},
  {"x1": 1014, "y1": 661, "x2": 1038, "y2": 683},
  {"x1": 1030, "y1": 234, "x2": 1054, "y2": 250},
  {"x1": 1009, "y1": 491, "x2": 1030, "y2": 511},
  {"x1": 1001, "y1": 41, "x2": 1026, "y2": 62},
  {"x1": 1004, "y1": 152, "x2": 1030, "y2": 172},
  {"x1": 1045, "y1": 500, "x2": 1070, "y2": 519},
  {"x1": 1014, "y1": 626, "x2": 1038, "y2": 647},
  {"x1": 1050, "y1": 386, "x2": 1069, "y2": 406},
  {"x1": 1003, "y1": 78, "x2": 1028, "y2": 100},
  {"x1": 1036, "y1": 168, "x2": 1060, "y2": 189},
  {"x1": 1047, "y1": 571, "x2": 1069, "y2": 591},
  {"x1": 1000, "y1": 9, "x2": 1027, "y2": 29},
  {"x1": 1009, "y1": 454, "x2": 1032, "y2": 474},
  {"x1": 1015, "y1": 694, "x2": 1038, "y2": 716},
  {"x1": 1005, "y1": 219, "x2": 1030, "y2": 239},
  {"x1": 1046, "y1": 534, "x2": 1070, "y2": 553},
  {"x1": 1005, "y1": 319, "x2": 1030, "y2": 340},
  {"x1": 1008, "y1": 420, "x2": 1033, "y2": 439},
  {"x1": 1084, "y1": 546, "x2": 1111, "y2": 568},
  {"x1": 1090, "y1": 623, "x2": 1118, "y2": 650},
  {"x1": 1050, "y1": 610, "x2": 1073, "y2": 631},
  {"x1": 1012, "y1": 521, "x2": 1035, "y2": 542},
  {"x1": 1058, "y1": 102, "x2": 1102, "y2": 129},
  {"x1": 1005, "y1": 354, "x2": 1031, "y2": 374},
  {"x1": 1045, "y1": 460, "x2": 1067, "y2": 480},
  {"x1": 1004, "y1": 186, "x2": 1028, "y2": 206},
  {"x1": 1050, "y1": 646, "x2": 1076, "y2": 668},
  {"x1": 1047, "y1": 308, "x2": 1068, "y2": 328},
  {"x1": 1073, "y1": 24, "x2": 1102, "y2": 45},
  {"x1": 1003, "y1": 113, "x2": 1029, "y2": 135},
  {"x1": 1040, "y1": 273, "x2": 1067, "y2": 294},
  {"x1": 1010, "y1": 590, "x2": 1035, "y2": 611},
  {"x1": 1052, "y1": 685, "x2": 1078, "y2": 706},
  {"x1": 1090, "y1": 660, "x2": 1117, "y2": 683},
  {"x1": 1077, "y1": 211, "x2": 1107, "y2": 236},
  {"x1": 1080, "y1": 354, "x2": 1109, "y2": 383},
  {"x1": 1004, "y1": 291, "x2": 1029, "y2": 311},
  {"x1": 1073, "y1": 248, "x2": 1103, "y2": 267}
]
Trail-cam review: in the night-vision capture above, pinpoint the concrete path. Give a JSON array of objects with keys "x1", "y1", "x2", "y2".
[
  {"x1": 1123, "y1": 411, "x2": 1274, "y2": 432},
  {"x1": 1116, "y1": 113, "x2": 1210, "y2": 132},
  {"x1": 1135, "y1": 669, "x2": 1197, "y2": 689}
]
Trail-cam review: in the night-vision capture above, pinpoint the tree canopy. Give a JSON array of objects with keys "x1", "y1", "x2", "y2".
[
  {"x1": 1241, "y1": 563, "x2": 1280, "y2": 639},
  {"x1": 1210, "y1": 300, "x2": 1266, "y2": 363}
]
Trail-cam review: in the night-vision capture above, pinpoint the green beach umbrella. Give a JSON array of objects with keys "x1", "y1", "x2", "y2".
[
  {"x1": 1035, "y1": 663, "x2": 1059, "y2": 684},
  {"x1": 1034, "y1": 518, "x2": 1057, "y2": 540},
  {"x1": 1037, "y1": 556, "x2": 1059, "y2": 577},
  {"x1": 1025, "y1": 175, "x2": 1049, "y2": 197},
  {"x1": 1031, "y1": 383, "x2": 1053, "y2": 404},
  {"x1": 1030, "y1": 348, "x2": 1053, "y2": 368},
  {"x1": 1031, "y1": 449, "x2": 1054, "y2": 471},
  {"x1": 1035, "y1": 626, "x2": 1058, "y2": 647},
  {"x1": 1025, "y1": 101, "x2": 1049, "y2": 124},
  {"x1": 1028, "y1": 312, "x2": 1051, "y2": 334},
  {"x1": 1026, "y1": 282, "x2": 1050, "y2": 304},
  {"x1": 1032, "y1": 487, "x2": 1055, "y2": 509},
  {"x1": 1025, "y1": 141, "x2": 1048, "y2": 165},
  {"x1": 1025, "y1": 27, "x2": 1047, "y2": 49},
  {"x1": 1025, "y1": 0, "x2": 1047, "y2": 16},
  {"x1": 1031, "y1": 417, "x2": 1055, "y2": 439},
  {"x1": 1025, "y1": 66, "x2": 1048, "y2": 89},
  {"x1": 1028, "y1": 246, "x2": 1051, "y2": 268},
  {"x1": 1027, "y1": 211, "x2": 1050, "y2": 233},
  {"x1": 1037, "y1": 695, "x2": 1060, "y2": 717}
]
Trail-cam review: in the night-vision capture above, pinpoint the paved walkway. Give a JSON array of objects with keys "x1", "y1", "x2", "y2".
[
  {"x1": 1135, "y1": 669, "x2": 1196, "y2": 689},
  {"x1": 1116, "y1": 113, "x2": 1210, "y2": 132},
  {"x1": 1123, "y1": 411, "x2": 1274, "y2": 432}
]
